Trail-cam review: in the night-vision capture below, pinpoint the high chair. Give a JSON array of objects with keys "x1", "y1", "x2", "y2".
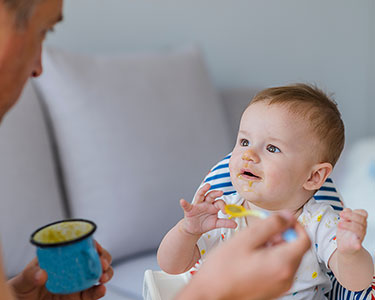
[
  {"x1": 143, "y1": 270, "x2": 191, "y2": 300},
  {"x1": 143, "y1": 154, "x2": 374, "y2": 300}
]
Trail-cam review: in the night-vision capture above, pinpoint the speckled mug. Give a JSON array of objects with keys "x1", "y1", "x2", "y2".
[{"x1": 30, "y1": 219, "x2": 102, "y2": 294}]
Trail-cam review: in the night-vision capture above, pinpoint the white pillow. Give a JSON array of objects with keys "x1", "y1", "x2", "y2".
[
  {"x1": 0, "y1": 82, "x2": 65, "y2": 276},
  {"x1": 33, "y1": 47, "x2": 233, "y2": 261}
]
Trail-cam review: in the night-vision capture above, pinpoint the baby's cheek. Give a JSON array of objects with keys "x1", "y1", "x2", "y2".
[
  {"x1": 266, "y1": 171, "x2": 282, "y2": 186},
  {"x1": 229, "y1": 161, "x2": 238, "y2": 181},
  {"x1": 230, "y1": 174, "x2": 242, "y2": 191}
]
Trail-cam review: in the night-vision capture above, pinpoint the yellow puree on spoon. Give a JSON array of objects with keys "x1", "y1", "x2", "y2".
[{"x1": 224, "y1": 204, "x2": 267, "y2": 219}]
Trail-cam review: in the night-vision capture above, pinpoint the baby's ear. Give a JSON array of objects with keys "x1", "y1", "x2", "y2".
[{"x1": 303, "y1": 162, "x2": 333, "y2": 191}]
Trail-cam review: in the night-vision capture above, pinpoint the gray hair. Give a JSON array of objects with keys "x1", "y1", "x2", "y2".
[{"x1": 2, "y1": 0, "x2": 43, "y2": 27}]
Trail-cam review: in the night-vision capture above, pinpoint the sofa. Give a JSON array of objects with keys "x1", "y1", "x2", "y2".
[
  {"x1": 1, "y1": 46, "x2": 373, "y2": 300},
  {"x1": 0, "y1": 46, "x2": 255, "y2": 299}
]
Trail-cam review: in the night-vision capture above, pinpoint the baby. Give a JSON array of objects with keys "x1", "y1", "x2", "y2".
[{"x1": 157, "y1": 83, "x2": 374, "y2": 299}]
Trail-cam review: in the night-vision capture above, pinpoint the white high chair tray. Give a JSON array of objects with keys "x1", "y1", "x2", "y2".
[{"x1": 143, "y1": 270, "x2": 191, "y2": 300}]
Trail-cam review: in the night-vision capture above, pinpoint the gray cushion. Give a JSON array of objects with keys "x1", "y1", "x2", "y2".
[
  {"x1": 33, "y1": 47, "x2": 233, "y2": 261},
  {"x1": 107, "y1": 252, "x2": 159, "y2": 300},
  {"x1": 0, "y1": 82, "x2": 65, "y2": 277}
]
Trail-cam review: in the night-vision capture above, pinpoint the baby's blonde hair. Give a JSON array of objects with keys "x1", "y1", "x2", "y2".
[{"x1": 250, "y1": 83, "x2": 345, "y2": 166}]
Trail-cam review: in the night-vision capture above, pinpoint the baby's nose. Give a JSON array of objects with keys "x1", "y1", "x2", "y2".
[{"x1": 242, "y1": 149, "x2": 259, "y2": 162}]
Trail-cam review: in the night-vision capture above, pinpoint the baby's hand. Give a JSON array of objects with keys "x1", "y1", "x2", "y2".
[
  {"x1": 180, "y1": 183, "x2": 237, "y2": 236},
  {"x1": 337, "y1": 208, "x2": 368, "y2": 254}
]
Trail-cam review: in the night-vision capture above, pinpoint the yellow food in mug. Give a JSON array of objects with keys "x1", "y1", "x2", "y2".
[{"x1": 33, "y1": 221, "x2": 93, "y2": 244}]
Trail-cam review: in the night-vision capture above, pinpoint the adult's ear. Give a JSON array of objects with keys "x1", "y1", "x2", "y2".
[{"x1": 303, "y1": 162, "x2": 333, "y2": 191}]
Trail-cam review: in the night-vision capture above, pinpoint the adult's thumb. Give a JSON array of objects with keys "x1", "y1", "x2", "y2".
[
  {"x1": 245, "y1": 212, "x2": 295, "y2": 248},
  {"x1": 8, "y1": 258, "x2": 47, "y2": 294}
]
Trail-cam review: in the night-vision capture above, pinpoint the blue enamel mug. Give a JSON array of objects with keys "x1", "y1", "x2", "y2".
[{"x1": 30, "y1": 219, "x2": 102, "y2": 294}]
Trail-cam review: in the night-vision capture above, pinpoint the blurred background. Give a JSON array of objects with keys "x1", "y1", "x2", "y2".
[
  {"x1": 1, "y1": 1, "x2": 373, "y2": 298},
  {"x1": 46, "y1": 0, "x2": 375, "y2": 147},
  {"x1": 42, "y1": 0, "x2": 374, "y2": 251}
]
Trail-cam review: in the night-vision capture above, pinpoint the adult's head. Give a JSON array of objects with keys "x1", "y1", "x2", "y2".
[{"x1": 0, "y1": 0, "x2": 63, "y2": 121}]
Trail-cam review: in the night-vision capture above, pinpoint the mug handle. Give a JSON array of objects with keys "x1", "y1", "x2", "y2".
[{"x1": 82, "y1": 247, "x2": 102, "y2": 280}]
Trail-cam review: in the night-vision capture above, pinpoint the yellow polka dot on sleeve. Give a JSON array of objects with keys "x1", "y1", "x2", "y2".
[
  {"x1": 312, "y1": 272, "x2": 318, "y2": 279},
  {"x1": 201, "y1": 249, "x2": 206, "y2": 255}
]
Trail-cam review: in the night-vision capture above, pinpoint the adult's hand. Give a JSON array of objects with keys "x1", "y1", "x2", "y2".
[
  {"x1": 176, "y1": 212, "x2": 311, "y2": 300},
  {"x1": 8, "y1": 241, "x2": 113, "y2": 300}
]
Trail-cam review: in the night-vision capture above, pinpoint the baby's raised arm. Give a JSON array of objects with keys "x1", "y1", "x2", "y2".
[
  {"x1": 329, "y1": 208, "x2": 374, "y2": 291},
  {"x1": 157, "y1": 184, "x2": 236, "y2": 274}
]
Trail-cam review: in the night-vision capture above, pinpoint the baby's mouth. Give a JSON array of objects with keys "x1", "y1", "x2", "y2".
[{"x1": 239, "y1": 169, "x2": 262, "y2": 180}]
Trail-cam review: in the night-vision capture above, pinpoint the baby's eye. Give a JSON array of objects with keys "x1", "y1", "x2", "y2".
[
  {"x1": 266, "y1": 144, "x2": 280, "y2": 153},
  {"x1": 240, "y1": 139, "x2": 249, "y2": 147}
]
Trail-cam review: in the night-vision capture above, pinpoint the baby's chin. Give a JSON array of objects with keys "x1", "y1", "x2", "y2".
[
  {"x1": 236, "y1": 189, "x2": 261, "y2": 202},
  {"x1": 235, "y1": 182, "x2": 258, "y2": 195},
  {"x1": 237, "y1": 191, "x2": 277, "y2": 211}
]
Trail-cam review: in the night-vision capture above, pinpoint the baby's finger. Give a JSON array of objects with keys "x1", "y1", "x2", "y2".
[
  {"x1": 213, "y1": 199, "x2": 226, "y2": 212},
  {"x1": 215, "y1": 218, "x2": 237, "y2": 229},
  {"x1": 205, "y1": 190, "x2": 224, "y2": 203},
  {"x1": 341, "y1": 209, "x2": 368, "y2": 225},
  {"x1": 339, "y1": 208, "x2": 351, "y2": 220},
  {"x1": 338, "y1": 220, "x2": 366, "y2": 239},
  {"x1": 353, "y1": 209, "x2": 368, "y2": 218},
  {"x1": 194, "y1": 183, "x2": 211, "y2": 204},
  {"x1": 180, "y1": 198, "x2": 193, "y2": 213}
]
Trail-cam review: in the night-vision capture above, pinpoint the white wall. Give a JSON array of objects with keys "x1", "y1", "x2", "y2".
[
  {"x1": 46, "y1": 0, "x2": 374, "y2": 146},
  {"x1": 369, "y1": 0, "x2": 375, "y2": 137}
]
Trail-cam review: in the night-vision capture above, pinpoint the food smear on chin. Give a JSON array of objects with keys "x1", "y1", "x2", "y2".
[{"x1": 242, "y1": 181, "x2": 255, "y2": 193}]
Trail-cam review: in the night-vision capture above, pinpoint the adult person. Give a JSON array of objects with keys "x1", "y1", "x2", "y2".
[
  {"x1": 0, "y1": 0, "x2": 310, "y2": 299},
  {"x1": 0, "y1": 0, "x2": 113, "y2": 299}
]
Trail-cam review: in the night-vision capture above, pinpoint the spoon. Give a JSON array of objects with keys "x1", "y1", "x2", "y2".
[
  {"x1": 225, "y1": 204, "x2": 268, "y2": 219},
  {"x1": 224, "y1": 204, "x2": 297, "y2": 242}
]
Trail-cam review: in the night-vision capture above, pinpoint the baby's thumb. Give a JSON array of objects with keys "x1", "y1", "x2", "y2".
[
  {"x1": 9, "y1": 258, "x2": 47, "y2": 294},
  {"x1": 180, "y1": 198, "x2": 193, "y2": 213}
]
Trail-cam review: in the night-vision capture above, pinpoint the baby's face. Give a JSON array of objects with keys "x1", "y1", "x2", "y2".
[{"x1": 229, "y1": 101, "x2": 319, "y2": 211}]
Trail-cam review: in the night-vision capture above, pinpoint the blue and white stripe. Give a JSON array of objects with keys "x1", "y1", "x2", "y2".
[{"x1": 327, "y1": 272, "x2": 373, "y2": 300}]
